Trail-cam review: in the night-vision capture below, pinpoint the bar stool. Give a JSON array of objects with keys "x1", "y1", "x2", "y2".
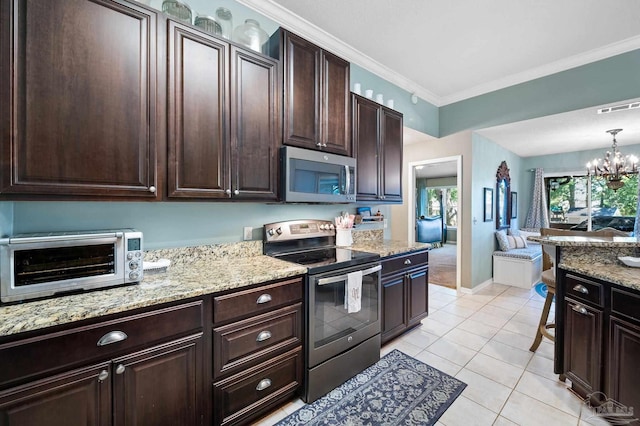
[{"x1": 529, "y1": 267, "x2": 556, "y2": 351}]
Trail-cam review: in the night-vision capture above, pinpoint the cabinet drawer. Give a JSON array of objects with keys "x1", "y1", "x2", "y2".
[
  {"x1": 565, "y1": 274, "x2": 603, "y2": 307},
  {"x1": 213, "y1": 303, "x2": 302, "y2": 379},
  {"x1": 213, "y1": 277, "x2": 302, "y2": 324},
  {"x1": 213, "y1": 347, "x2": 302, "y2": 426},
  {"x1": 611, "y1": 287, "x2": 640, "y2": 323},
  {"x1": 382, "y1": 250, "x2": 428, "y2": 276},
  {"x1": 0, "y1": 300, "x2": 204, "y2": 389}
]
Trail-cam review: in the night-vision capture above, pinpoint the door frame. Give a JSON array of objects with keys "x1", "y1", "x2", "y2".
[{"x1": 407, "y1": 155, "x2": 462, "y2": 291}]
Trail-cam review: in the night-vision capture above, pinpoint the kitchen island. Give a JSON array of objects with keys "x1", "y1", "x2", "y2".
[{"x1": 531, "y1": 234, "x2": 640, "y2": 418}]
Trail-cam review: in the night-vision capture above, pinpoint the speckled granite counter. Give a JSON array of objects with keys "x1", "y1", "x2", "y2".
[
  {"x1": 530, "y1": 235, "x2": 640, "y2": 291},
  {"x1": 351, "y1": 240, "x2": 430, "y2": 258},
  {"x1": 0, "y1": 249, "x2": 306, "y2": 337}
]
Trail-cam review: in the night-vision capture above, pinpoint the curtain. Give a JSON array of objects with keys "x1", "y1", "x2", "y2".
[
  {"x1": 634, "y1": 179, "x2": 640, "y2": 237},
  {"x1": 524, "y1": 168, "x2": 549, "y2": 230},
  {"x1": 416, "y1": 178, "x2": 427, "y2": 217}
]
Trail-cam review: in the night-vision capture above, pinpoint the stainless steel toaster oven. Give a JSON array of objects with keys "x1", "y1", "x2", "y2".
[{"x1": 0, "y1": 229, "x2": 143, "y2": 303}]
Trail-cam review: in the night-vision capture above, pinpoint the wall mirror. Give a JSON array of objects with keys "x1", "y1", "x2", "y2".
[{"x1": 496, "y1": 161, "x2": 511, "y2": 229}]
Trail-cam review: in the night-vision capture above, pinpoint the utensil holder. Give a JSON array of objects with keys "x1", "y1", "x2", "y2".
[{"x1": 336, "y1": 229, "x2": 353, "y2": 246}]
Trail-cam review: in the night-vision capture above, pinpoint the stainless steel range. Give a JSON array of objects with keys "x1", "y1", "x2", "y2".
[{"x1": 263, "y1": 219, "x2": 381, "y2": 403}]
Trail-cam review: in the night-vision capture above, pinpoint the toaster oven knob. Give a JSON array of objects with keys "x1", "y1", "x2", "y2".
[
  {"x1": 127, "y1": 252, "x2": 134, "y2": 260},
  {"x1": 129, "y1": 271, "x2": 139, "y2": 280},
  {"x1": 129, "y1": 261, "x2": 139, "y2": 270}
]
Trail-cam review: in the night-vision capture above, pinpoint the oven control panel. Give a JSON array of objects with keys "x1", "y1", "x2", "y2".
[{"x1": 263, "y1": 219, "x2": 335, "y2": 242}]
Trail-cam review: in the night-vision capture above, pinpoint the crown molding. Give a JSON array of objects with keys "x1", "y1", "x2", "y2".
[
  {"x1": 236, "y1": 0, "x2": 640, "y2": 107},
  {"x1": 440, "y1": 35, "x2": 640, "y2": 105}
]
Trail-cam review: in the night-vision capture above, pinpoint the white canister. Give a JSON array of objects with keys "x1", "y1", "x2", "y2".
[
  {"x1": 353, "y1": 83, "x2": 362, "y2": 95},
  {"x1": 364, "y1": 89, "x2": 373, "y2": 99},
  {"x1": 335, "y1": 228, "x2": 353, "y2": 246},
  {"x1": 386, "y1": 99, "x2": 394, "y2": 109},
  {"x1": 375, "y1": 93, "x2": 383, "y2": 104}
]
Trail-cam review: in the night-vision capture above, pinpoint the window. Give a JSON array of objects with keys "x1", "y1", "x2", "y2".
[
  {"x1": 546, "y1": 174, "x2": 637, "y2": 231},
  {"x1": 418, "y1": 187, "x2": 458, "y2": 227}
]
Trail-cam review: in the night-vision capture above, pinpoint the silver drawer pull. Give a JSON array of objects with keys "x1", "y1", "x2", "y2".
[
  {"x1": 115, "y1": 364, "x2": 126, "y2": 375},
  {"x1": 572, "y1": 284, "x2": 589, "y2": 294},
  {"x1": 572, "y1": 304, "x2": 588, "y2": 315},
  {"x1": 256, "y1": 378, "x2": 272, "y2": 391},
  {"x1": 256, "y1": 294, "x2": 272, "y2": 304},
  {"x1": 97, "y1": 331, "x2": 128, "y2": 346},
  {"x1": 404, "y1": 259, "x2": 412, "y2": 265},
  {"x1": 97, "y1": 370, "x2": 109, "y2": 382},
  {"x1": 256, "y1": 331, "x2": 272, "y2": 342}
]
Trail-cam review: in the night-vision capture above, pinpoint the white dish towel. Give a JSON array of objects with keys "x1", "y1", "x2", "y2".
[{"x1": 345, "y1": 270, "x2": 363, "y2": 313}]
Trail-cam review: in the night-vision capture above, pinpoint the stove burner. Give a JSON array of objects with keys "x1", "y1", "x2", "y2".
[{"x1": 274, "y1": 247, "x2": 379, "y2": 274}]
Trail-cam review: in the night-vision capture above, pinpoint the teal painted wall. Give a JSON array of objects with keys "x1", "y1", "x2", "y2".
[
  {"x1": 471, "y1": 133, "x2": 524, "y2": 287},
  {"x1": 350, "y1": 64, "x2": 439, "y2": 137},
  {"x1": 8, "y1": 201, "x2": 392, "y2": 250},
  {"x1": 440, "y1": 49, "x2": 640, "y2": 136}
]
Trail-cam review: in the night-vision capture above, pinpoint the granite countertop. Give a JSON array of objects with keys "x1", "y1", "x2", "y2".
[
  {"x1": 351, "y1": 239, "x2": 431, "y2": 257},
  {"x1": 529, "y1": 235, "x2": 640, "y2": 248},
  {"x1": 559, "y1": 261, "x2": 640, "y2": 292},
  {"x1": 0, "y1": 255, "x2": 306, "y2": 337},
  {"x1": 0, "y1": 238, "x2": 428, "y2": 338}
]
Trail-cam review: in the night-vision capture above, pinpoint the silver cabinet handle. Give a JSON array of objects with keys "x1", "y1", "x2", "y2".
[
  {"x1": 149, "y1": 186, "x2": 156, "y2": 193},
  {"x1": 317, "y1": 264, "x2": 382, "y2": 286},
  {"x1": 97, "y1": 331, "x2": 128, "y2": 346},
  {"x1": 344, "y1": 165, "x2": 351, "y2": 196},
  {"x1": 572, "y1": 304, "x2": 588, "y2": 315},
  {"x1": 404, "y1": 259, "x2": 412, "y2": 265},
  {"x1": 98, "y1": 370, "x2": 109, "y2": 382},
  {"x1": 256, "y1": 331, "x2": 272, "y2": 342},
  {"x1": 234, "y1": 189, "x2": 239, "y2": 195},
  {"x1": 115, "y1": 364, "x2": 126, "y2": 375},
  {"x1": 256, "y1": 378, "x2": 272, "y2": 391},
  {"x1": 572, "y1": 284, "x2": 589, "y2": 294},
  {"x1": 316, "y1": 142, "x2": 323, "y2": 147},
  {"x1": 256, "y1": 294, "x2": 272, "y2": 304}
]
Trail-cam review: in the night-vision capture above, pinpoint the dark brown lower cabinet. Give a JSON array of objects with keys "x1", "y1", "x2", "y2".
[
  {"x1": 0, "y1": 363, "x2": 111, "y2": 426},
  {"x1": 381, "y1": 250, "x2": 429, "y2": 344},
  {"x1": 558, "y1": 269, "x2": 640, "y2": 414},
  {"x1": 563, "y1": 297, "x2": 603, "y2": 396},
  {"x1": 0, "y1": 299, "x2": 209, "y2": 426}
]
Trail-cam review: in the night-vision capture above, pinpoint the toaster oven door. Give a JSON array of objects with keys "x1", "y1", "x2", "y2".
[{"x1": 0, "y1": 235, "x2": 125, "y2": 303}]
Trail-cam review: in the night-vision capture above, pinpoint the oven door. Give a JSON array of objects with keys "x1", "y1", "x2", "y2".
[{"x1": 307, "y1": 261, "x2": 381, "y2": 368}]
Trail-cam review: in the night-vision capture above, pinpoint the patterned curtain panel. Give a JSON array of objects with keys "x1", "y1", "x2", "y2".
[{"x1": 524, "y1": 168, "x2": 549, "y2": 230}]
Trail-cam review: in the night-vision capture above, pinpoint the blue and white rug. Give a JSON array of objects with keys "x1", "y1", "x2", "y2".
[{"x1": 275, "y1": 349, "x2": 466, "y2": 426}]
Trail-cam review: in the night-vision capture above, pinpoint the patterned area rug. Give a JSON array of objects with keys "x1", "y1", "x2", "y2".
[{"x1": 275, "y1": 350, "x2": 466, "y2": 426}]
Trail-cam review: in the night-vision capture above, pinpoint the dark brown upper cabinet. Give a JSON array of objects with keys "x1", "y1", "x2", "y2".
[
  {"x1": 270, "y1": 29, "x2": 351, "y2": 156},
  {"x1": 167, "y1": 21, "x2": 280, "y2": 200},
  {"x1": 0, "y1": 0, "x2": 160, "y2": 199},
  {"x1": 352, "y1": 94, "x2": 403, "y2": 203}
]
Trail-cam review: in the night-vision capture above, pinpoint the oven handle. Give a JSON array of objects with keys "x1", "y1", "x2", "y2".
[{"x1": 317, "y1": 264, "x2": 381, "y2": 286}]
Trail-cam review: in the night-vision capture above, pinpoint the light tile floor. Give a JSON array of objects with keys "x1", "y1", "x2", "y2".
[{"x1": 253, "y1": 283, "x2": 606, "y2": 425}]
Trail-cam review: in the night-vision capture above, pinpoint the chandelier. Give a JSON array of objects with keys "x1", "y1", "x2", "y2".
[{"x1": 586, "y1": 129, "x2": 638, "y2": 191}]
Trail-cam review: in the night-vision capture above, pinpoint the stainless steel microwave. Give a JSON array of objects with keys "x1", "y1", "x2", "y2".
[
  {"x1": 281, "y1": 146, "x2": 356, "y2": 203},
  {"x1": 0, "y1": 229, "x2": 143, "y2": 303}
]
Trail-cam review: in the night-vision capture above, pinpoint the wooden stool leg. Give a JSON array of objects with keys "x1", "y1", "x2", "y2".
[{"x1": 530, "y1": 290, "x2": 554, "y2": 352}]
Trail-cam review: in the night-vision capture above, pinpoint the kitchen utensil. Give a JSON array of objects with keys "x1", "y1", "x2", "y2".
[{"x1": 618, "y1": 256, "x2": 640, "y2": 267}]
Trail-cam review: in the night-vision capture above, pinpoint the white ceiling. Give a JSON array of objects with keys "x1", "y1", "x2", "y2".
[{"x1": 237, "y1": 0, "x2": 640, "y2": 160}]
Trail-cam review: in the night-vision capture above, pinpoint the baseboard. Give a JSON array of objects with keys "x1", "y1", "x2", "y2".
[{"x1": 459, "y1": 278, "x2": 493, "y2": 294}]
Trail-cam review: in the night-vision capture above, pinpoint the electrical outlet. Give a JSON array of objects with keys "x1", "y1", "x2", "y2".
[
  {"x1": 243, "y1": 227, "x2": 253, "y2": 241},
  {"x1": 383, "y1": 219, "x2": 388, "y2": 229}
]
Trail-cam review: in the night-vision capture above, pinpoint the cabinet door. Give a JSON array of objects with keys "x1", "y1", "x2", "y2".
[
  {"x1": 352, "y1": 94, "x2": 380, "y2": 201},
  {"x1": 167, "y1": 21, "x2": 229, "y2": 198},
  {"x1": 380, "y1": 108, "x2": 403, "y2": 202},
  {"x1": 0, "y1": 0, "x2": 158, "y2": 198},
  {"x1": 112, "y1": 335, "x2": 204, "y2": 426},
  {"x1": 381, "y1": 274, "x2": 407, "y2": 344},
  {"x1": 0, "y1": 363, "x2": 111, "y2": 426},
  {"x1": 282, "y1": 31, "x2": 321, "y2": 150},
  {"x1": 407, "y1": 266, "x2": 429, "y2": 327},
  {"x1": 563, "y1": 298, "x2": 603, "y2": 397},
  {"x1": 230, "y1": 46, "x2": 279, "y2": 201},
  {"x1": 607, "y1": 317, "x2": 640, "y2": 414},
  {"x1": 320, "y1": 51, "x2": 350, "y2": 156}
]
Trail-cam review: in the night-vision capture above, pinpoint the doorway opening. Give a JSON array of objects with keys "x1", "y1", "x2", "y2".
[{"x1": 408, "y1": 156, "x2": 462, "y2": 291}]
